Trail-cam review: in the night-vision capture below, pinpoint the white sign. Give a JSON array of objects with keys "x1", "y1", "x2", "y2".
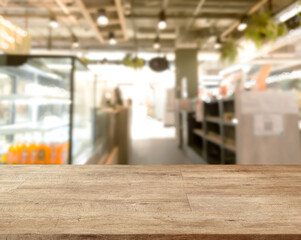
[
  {"x1": 239, "y1": 91, "x2": 299, "y2": 114},
  {"x1": 254, "y1": 114, "x2": 284, "y2": 136}
]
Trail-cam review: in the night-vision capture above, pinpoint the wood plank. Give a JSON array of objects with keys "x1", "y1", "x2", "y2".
[
  {"x1": 223, "y1": 120, "x2": 236, "y2": 126},
  {"x1": 0, "y1": 165, "x2": 301, "y2": 239},
  {"x1": 224, "y1": 142, "x2": 236, "y2": 152},
  {"x1": 206, "y1": 134, "x2": 222, "y2": 146},
  {"x1": 193, "y1": 128, "x2": 204, "y2": 137},
  {"x1": 206, "y1": 116, "x2": 221, "y2": 124}
]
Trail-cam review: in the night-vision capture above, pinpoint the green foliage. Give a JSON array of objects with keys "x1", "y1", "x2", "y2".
[
  {"x1": 244, "y1": 12, "x2": 287, "y2": 48},
  {"x1": 220, "y1": 40, "x2": 238, "y2": 63},
  {"x1": 79, "y1": 57, "x2": 92, "y2": 65},
  {"x1": 121, "y1": 54, "x2": 145, "y2": 69}
]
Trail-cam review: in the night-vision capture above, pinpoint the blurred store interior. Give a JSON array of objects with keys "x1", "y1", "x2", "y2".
[{"x1": 0, "y1": 0, "x2": 300, "y2": 165}]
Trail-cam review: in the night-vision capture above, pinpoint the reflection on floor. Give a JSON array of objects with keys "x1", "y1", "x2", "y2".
[{"x1": 129, "y1": 108, "x2": 193, "y2": 165}]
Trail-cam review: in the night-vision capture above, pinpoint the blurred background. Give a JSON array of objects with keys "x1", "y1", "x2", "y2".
[{"x1": 0, "y1": 0, "x2": 300, "y2": 165}]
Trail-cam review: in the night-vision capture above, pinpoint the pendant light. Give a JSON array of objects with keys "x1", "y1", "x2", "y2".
[
  {"x1": 49, "y1": 16, "x2": 58, "y2": 28},
  {"x1": 158, "y1": 10, "x2": 167, "y2": 30},
  {"x1": 153, "y1": 36, "x2": 160, "y2": 49},
  {"x1": 109, "y1": 32, "x2": 116, "y2": 45},
  {"x1": 72, "y1": 35, "x2": 80, "y2": 48},
  {"x1": 237, "y1": 16, "x2": 248, "y2": 32},
  {"x1": 214, "y1": 37, "x2": 222, "y2": 49},
  {"x1": 97, "y1": 10, "x2": 109, "y2": 26}
]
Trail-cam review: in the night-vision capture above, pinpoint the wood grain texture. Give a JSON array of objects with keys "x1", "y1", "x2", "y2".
[{"x1": 1, "y1": 165, "x2": 301, "y2": 240}]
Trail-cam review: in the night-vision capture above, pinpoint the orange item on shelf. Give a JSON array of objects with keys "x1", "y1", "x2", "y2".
[
  {"x1": 7, "y1": 145, "x2": 17, "y2": 164},
  {"x1": 55, "y1": 143, "x2": 64, "y2": 165},
  {"x1": 36, "y1": 143, "x2": 50, "y2": 165},
  {"x1": 20, "y1": 143, "x2": 29, "y2": 164},
  {"x1": 4, "y1": 142, "x2": 69, "y2": 165},
  {"x1": 50, "y1": 144, "x2": 57, "y2": 164},
  {"x1": 219, "y1": 85, "x2": 228, "y2": 99},
  {"x1": 1, "y1": 154, "x2": 7, "y2": 164},
  {"x1": 62, "y1": 142, "x2": 69, "y2": 164},
  {"x1": 6, "y1": 145, "x2": 13, "y2": 164},
  {"x1": 53, "y1": 142, "x2": 69, "y2": 165},
  {"x1": 27, "y1": 143, "x2": 38, "y2": 164},
  {"x1": 15, "y1": 143, "x2": 23, "y2": 164},
  {"x1": 43, "y1": 144, "x2": 52, "y2": 164}
]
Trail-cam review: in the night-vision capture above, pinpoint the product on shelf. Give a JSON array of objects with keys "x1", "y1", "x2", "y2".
[
  {"x1": 2, "y1": 142, "x2": 69, "y2": 165},
  {"x1": 223, "y1": 112, "x2": 235, "y2": 122},
  {"x1": 28, "y1": 143, "x2": 38, "y2": 164}
]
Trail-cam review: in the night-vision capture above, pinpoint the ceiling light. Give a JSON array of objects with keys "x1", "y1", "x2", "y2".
[
  {"x1": 237, "y1": 22, "x2": 247, "y2": 31},
  {"x1": 158, "y1": 10, "x2": 167, "y2": 30},
  {"x1": 97, "y1": 10, "x2": 109, "y2": 26},
  {"x1": 153, "y1": 42, "x2": 160, "y2": 49},
  {"x1": 72, "y1": 35, "x2": 80, "y2": 48},
  {"x1": 278, "y1": 4, "x2": 301, "y2": 23},
  {"x1": 109, "y1": 32, "x2": 116, "y2": 45},
  {"x1": 214, "y1": 37, "x2": 222, "y2": 49},
  {"x1": 153, "y1": 36, "x2": 160, "y2": 49},
  {"x1": 72, "y1": 41, "x2": 80, "y2": 48},
  {"x1": 49, "y1": 16, "x2": 58, "y2": 28},
  {"x1": 237, "y1": 16, "x2": 248, "y2": 31}
]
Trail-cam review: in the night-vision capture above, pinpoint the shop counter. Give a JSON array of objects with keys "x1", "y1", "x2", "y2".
[{"x1": 0, "y1": 165, "x2": 301, "y2": 239}]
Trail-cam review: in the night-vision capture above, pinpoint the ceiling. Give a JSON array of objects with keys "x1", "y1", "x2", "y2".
[{"x1": 0, "y1": 0, "x2": 297, "y2": 53}]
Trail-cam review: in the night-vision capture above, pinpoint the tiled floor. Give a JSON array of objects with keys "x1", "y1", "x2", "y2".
[{"x1": 129, "y1": 106, "x2": 193, "y2": 165}]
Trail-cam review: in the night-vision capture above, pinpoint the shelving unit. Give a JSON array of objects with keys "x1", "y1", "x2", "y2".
[
  {"x1": 180, "y1": 111, "x2": 205, "y2": 163},
  {"x1": 0, "y1": 122, "x2": 69, "y2": 135},
  {"x1": 188, "y1": 98, "x2": 237, "y2": 164}
]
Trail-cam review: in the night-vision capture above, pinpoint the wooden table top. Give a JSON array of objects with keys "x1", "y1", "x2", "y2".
[{"x1": 1, "y1": 165, "x2": 301, "y2": 240}]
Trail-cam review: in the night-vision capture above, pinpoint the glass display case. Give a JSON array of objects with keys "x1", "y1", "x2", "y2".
[{"x1": 0, "y1": 54, "x2": 95, "y2": 165}]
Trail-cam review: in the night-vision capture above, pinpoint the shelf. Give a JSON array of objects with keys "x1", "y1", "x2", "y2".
[
  {"x1": 206, "y1": 116, "x2": 221, "y2": 124},
  {"x1": 205, "y1": 100, "x2": 219, "y2": 104},
  {"x1": 205, "y1": 134, "x2": 222, "y2": 146},
  {"x1": 224, "y1": 143, "x2": 236, "y2": 152},
  {"x1": 222, "y1": 97, "x2": 234, "y2": 103},
  {"x1": 0, "y1": 122, "x2": 69, "y2": 135},
  {"x1": 223, "y1": 120, "x2": 237, "y2": 127},
  {"x1": 0, "y1": 95, "x2": 70, "y2": 104},
  {"x1": 193, "y1": 128, "x2": 204, "y2": 138}
]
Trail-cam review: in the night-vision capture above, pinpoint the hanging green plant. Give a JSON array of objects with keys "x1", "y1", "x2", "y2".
[
  {"x1": 132, "y1": 57, "x2": 145, "y2": 69},
  {"x1": 121, "y1": 54, "x2": 145, "y2": 69},
  {"x1": 220, "y1": 40, "x2": 239, "y2": 63},
  {"x1": 79, "y1": 57, "x2": 92, "y2": 65},
  {"x1": 244, "y1": 12, "x2": 287, "y2": 48}
]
